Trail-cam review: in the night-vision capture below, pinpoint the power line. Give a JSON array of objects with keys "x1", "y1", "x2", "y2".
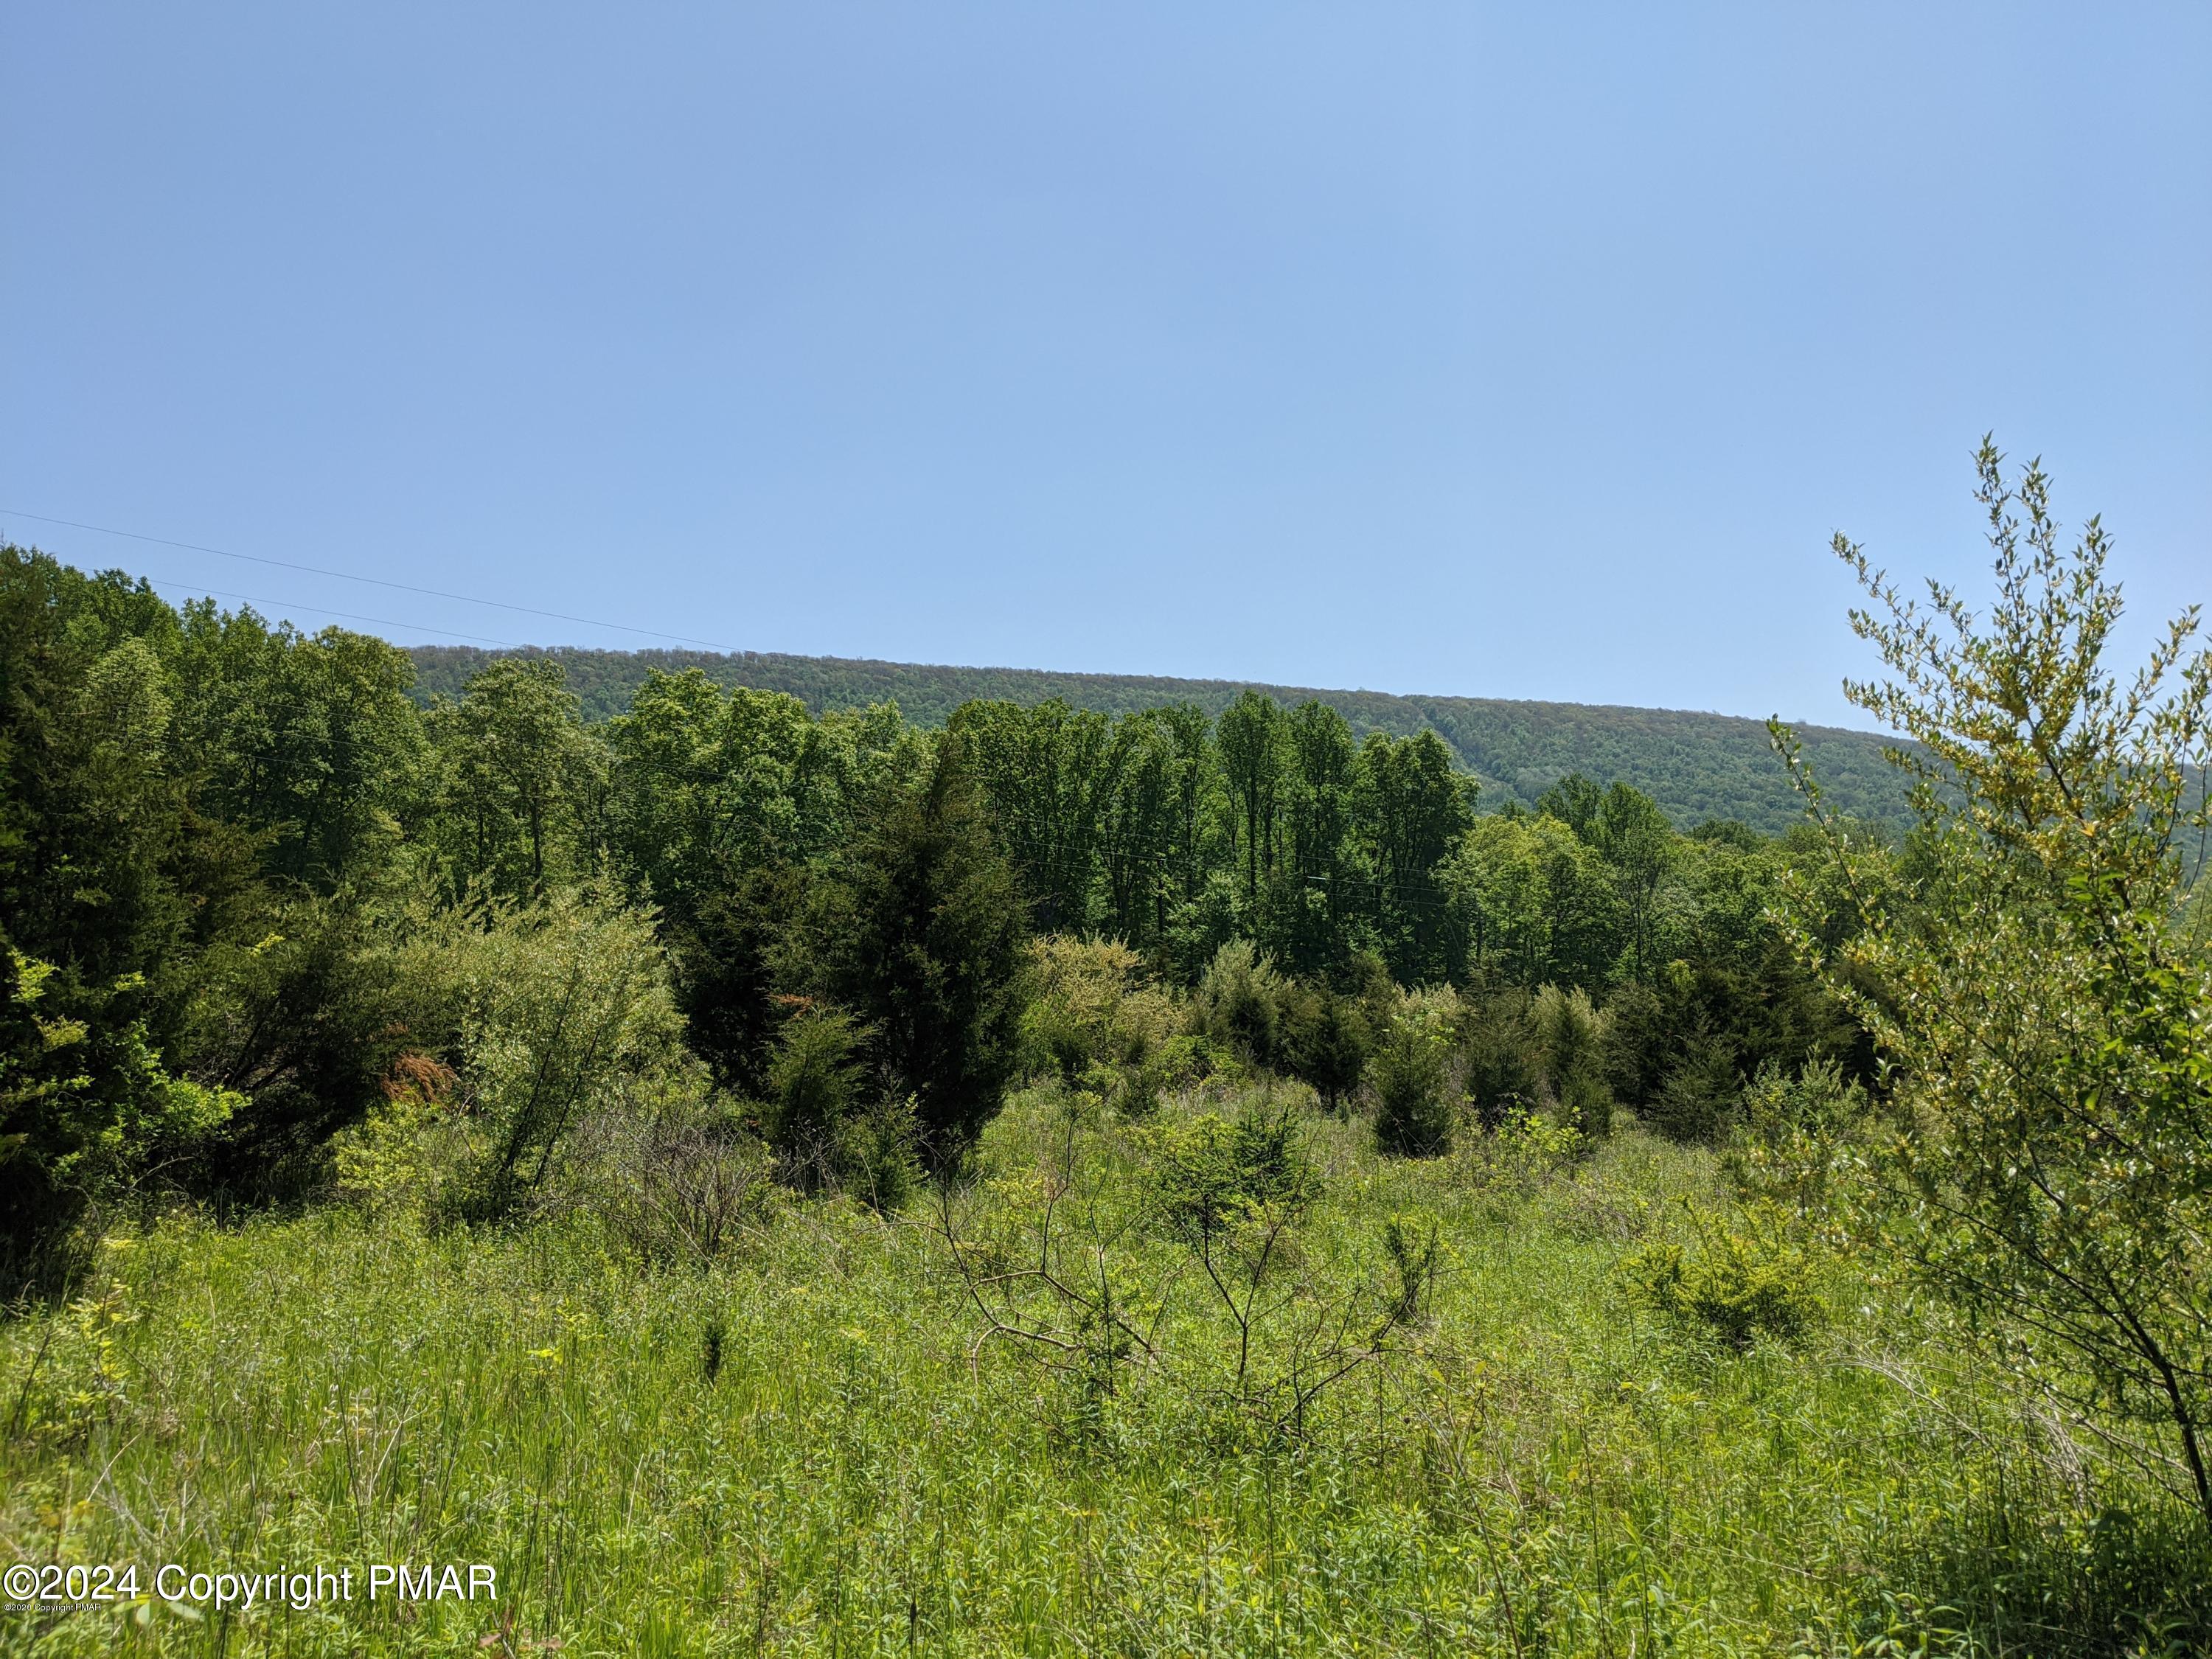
[
  {"x1": 1, "y1": 507, "x2": 742, "y2": 653},
  {"x1": 139, "y1": 576, "x2": 524, "y2": 648}
]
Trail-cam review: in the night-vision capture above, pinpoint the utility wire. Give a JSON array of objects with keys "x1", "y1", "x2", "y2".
[
  {"x1": 1, "y1": 507, "x2": 741, "y2": 653},
  {"x1": 139, "y1": 576, "x2": 524, "y2": 649}
]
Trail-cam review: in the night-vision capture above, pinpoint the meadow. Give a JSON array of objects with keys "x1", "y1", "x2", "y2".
[
  {"x1": 7, "y1": 457, "x2": 2211, "y2": 1655},
  {"x1": 6, "y1": 1082, "x2": 2205, "y2": 1658}
]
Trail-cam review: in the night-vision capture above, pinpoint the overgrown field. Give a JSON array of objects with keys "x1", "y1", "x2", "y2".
[{"x1": 6, "y1": 1088, "x2": 2205, "y2": 1658}]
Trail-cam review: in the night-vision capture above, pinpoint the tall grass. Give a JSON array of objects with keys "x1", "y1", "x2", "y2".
[{"x1": 3, "y1": 1089, "x2": 2205, "y2": 1657}]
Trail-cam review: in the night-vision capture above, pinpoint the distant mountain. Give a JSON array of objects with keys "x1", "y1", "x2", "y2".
[{"x1": 406, "y1": 645, "x2": 1907, "y2": 835}]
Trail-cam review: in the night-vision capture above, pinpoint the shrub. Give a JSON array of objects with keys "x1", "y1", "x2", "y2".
[
  {"x1": 178, "y1": 891, "x2": 421, "y2": 1207},
  {"x1": 1116, "y1": 1033, "x2": 1208, "y2": 1119},
  {"x1": 1381, "y1": 1212, "x2": 1442, "y2": 1326},
  {"x1": 1023, "y1": 935, "x2": 1180, "y2": 1086},
  {"x1": 431, "y1": 889, "x2": 672, "y2": 1230},
  {"x1": 760, "y1": 1004, "x2": 919, "y2": 1209},
  {"x1": 1, "y1": 949, "x2": 242, "y2": 1286},
  {"x1": 330, "y1": 1052, "x2": 470, "y2": 1217},
  {"x1": 565, "y1": 1071, "x2": 776, "y2": 1262},
  {"x1": 1144, "y1": 1101, "x2": 1319, "y2": 1246},
  {"x1": 1369, "y1": 1002, "x2": 1455, "y2": 1158},
  {"x1": 1194, "y1": 939, "x2": 1290, "y2": 1070},
  {"x1": 1458, "y1": 992, "x2": 1542, "y2": 1129},
  {"x1": 1624, "y1": 1204, "x2": 1820, "y2": 1350},
  {"x1": 790, "y1": 754, "x2": 1030, "y2": 1168},
  {"x1": 1644, "y1": 1037, "x2": 1739, "y2": 1144},
  {"x1": 668, "y1": 866, "x2": 807, "y2": 1098},
  {"x1": 1531, "y1": 984, "x2": 1613, "y2": 1137},
  {"x1": 1601, "y1": 978, "x2": 1672, "y2": 1108},
  {"x1": 1728, "y1": 1057, "x2": 1870, "y2": 1214},
  {"x1": 1283, "y1": 987, "x2": 1370, "y2": 1113}
]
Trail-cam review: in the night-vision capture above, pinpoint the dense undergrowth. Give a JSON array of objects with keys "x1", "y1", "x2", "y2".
[{"x1": 4, "y1": 1091, "x2": 2206, "y2": 1658}]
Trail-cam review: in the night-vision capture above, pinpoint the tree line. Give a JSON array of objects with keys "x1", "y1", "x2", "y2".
[
  {"x1": 0, "y1": 540, "x2": 1873, "y2": 1281},
  {"x1": 406, "y1": 643, "x2": 1915, "y2": 833}
]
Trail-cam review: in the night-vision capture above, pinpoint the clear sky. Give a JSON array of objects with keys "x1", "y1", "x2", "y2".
[{"x1": 4, "y1": 4, "x2": 2206, "y2": 728}]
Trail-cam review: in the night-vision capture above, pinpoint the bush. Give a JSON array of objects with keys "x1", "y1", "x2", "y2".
[
  {"x1": 1644, "y1": 1037, "x2": 1739, "y2": 1144},
  {"x1": 1023, "y1": 936, "x2": 1180, "y2": 1085},
  {"x1": 1194, "y1": 939, "x2": 1291, "y2": 1071},
  {"x1": 668, "y1": 866, "x2": 807, "y2": 1098},
  {"x1": 330, "y1": 1052, "x2": 469, "y2": 1218},
  {"x1": 1458, "y1": 992, "x2": 1541, "y2": 1130},
  {"x1": 563, "y1": 1070, "x2": 776, "y2": 1262},
  {"x1": 790, "y1": 754, "x2": 1029, "y2": 1169},
  {"x1": 1739, "y1": 1055, "x2": 1865, "y2": 1141},
  {"x1": 1143, "y1": 1100, "x2": 1319, "y2": 1246},
  {"x1": 762, "y1": 1004, "x2": 919, "y2": 1209},
  {"x1": 1601, "y1": 978, "x2": 1672, "y2": 1110},
  {"x1": 1531, "y1": 984, "x2": 1613, "y2": 1137},
  {"x1": 1728, "y1": 1057, "x2": 1870, "y2": 1213},
  {"x1": 1623, "y1": 1204, "x2": 1820, "y2": 1349},
  {"x1": 379, "y1": 885, "x2": 685, "y2": 1224},
  {"x1": 1282, "y1": 987, "x2": 1371, "y2": 1113},
  {"x1": 177, "y1": 891, "x2": 419, "y2": 1207},
  {"x1": 1, "y1": 948, "x2": 242, "y2": 1287},
  {"x1": 1369, "y1": 1001, "x2": 1455, "y2": 1158}
]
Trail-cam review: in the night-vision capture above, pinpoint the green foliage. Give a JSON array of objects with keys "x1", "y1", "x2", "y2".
[
  {"x1": 1447, "y1": 810, "x2": 1622, "y2": 990},
  {"x1": 422, "y1": 656, "x2": 605, "y2": 897},
  {"x1": 1778, "y1": 441, "x2": 2212, "y2": 1527},
  {"x1": 763, "y1": 1005, "x2": 867, "y2": 1171},
  {"x1": 170, "y1": 605, "x2": 426, "y2": 888},
  {"x1": 665, "y1": 864, "x2": 806, "y2": 1097},
  {"x1": 1531, "y1": 982, "x2": 1613, "y2": 1136},
  {"x1": 175, "y1": 892, "x2": 424, "y2": 1205},
  {"x1": 426, "y1": 886, "x2": 684, "y2": 1222},
  {"x1": 1192, "y1": 938, "x2": 1292, "y2": 1070},
  {"x1": 408, "y1": 644, "x2": 1913, "y2": 832},
  {"x1": 1020, "y1": 934, "x2": 1178, "y2": 1085},
  {"x1": 791, "y1": 751, "x2": 1030, "y2": 1167},
  {"x1": 1, "y1": 947, "x2": 241, "y2": 1281},
  {"x1": 1456, "y1": 990, "x2": 1543, "y2": 1127},
  {"x1": 1288, "y1": 986, "x2": 1371, "y2": 1111},
  {"x1": 1380, "y1": 1210, "x2": 1442, "y2": 1326},
  {"x1": 17, "y1": 1116, "x2": 2210, "y2": 1657},
  {"x1": 1143, "y1": 1099, "x2": 1320, "y2": 1245},
  {"x1": 15, "y1": 448, "x2": 2212, "y2": 1653},
  {"x1": 1624, "y1": 1203, "x2": 1821, "y2": 1350},
  {"x1": 759, "y1": 1003, "x2": 917, "y2": 1207},
  {"x1": 1369, "y1": 998, "x2": 1455, "y2": 1157}
]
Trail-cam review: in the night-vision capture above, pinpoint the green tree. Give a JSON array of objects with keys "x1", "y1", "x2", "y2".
[
  {"x1": 1447, "y1": 812, "x2": 1620, "y2": 990},
  {"x1": 950, "y1": 698, "x2": 1119, "y2": 934},
  {"x1": 794, "y1": 746, "x2": 1031, "y2": 1166},
  {"x1": 1594, "y1": 781, "x2": 1675, "y2": 980},
  {"x1": 1778, "y1": 441, "x2": 2212, "y2": 1527},
  {"x1": 434, "y1": 886, "x2": 683, "y2": 1222},
  {"x1": 170, "y1": 605, "x2": 425, "y2": 889},
  {"x1": 1369, "y1": 1000, "x2": 1455, "y2": 1157},
  {"x1": 1093, "y1": 712, "x2": 1180, "y2": 949},
  {"x1": 1536, "y1": 771, "x2": 1605, "y2": 841},
  {"x1": 1356, "y1": 731, "x2": 1475, "y2": 984},
  {"x1": 1275, "y1": 700, "x2": 1357, "y2": 975},
  {"x1": 1217, "y1": 691, "x2": 1287, "y2": 911},
  {"x1": 427, "y1": 658, "x2": 604, "y2": 896},
  {"x1": 0, "y1": 553, "x2": 253, "y2": 1279}
]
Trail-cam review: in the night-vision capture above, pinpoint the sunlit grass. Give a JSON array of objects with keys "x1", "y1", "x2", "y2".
[{"x1": 4, "y1": 1092, "x2": 2205, "y2": 1656}]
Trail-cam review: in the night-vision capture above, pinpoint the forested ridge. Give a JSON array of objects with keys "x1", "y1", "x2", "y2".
[
  {"x1": 5, "y1": 451, "x2": 2211, "y2": 1657},
  {"x1": 408, "y1": 643, "x2": 1910, "y2": 833}
]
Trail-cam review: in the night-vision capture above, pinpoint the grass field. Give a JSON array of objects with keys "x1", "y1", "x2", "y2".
[{"x1": 4, "y1": 1087, "x2": 2206, "y2": 1658}]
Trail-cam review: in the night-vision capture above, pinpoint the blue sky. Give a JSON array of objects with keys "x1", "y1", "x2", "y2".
[{"x1": 4, "y1": 4, "x2": 2206, "y2": 728}]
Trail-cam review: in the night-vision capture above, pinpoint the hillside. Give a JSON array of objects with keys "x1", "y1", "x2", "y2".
[{"x1": 407, "y1": 644, "x2": 1907, "y2": 833}]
